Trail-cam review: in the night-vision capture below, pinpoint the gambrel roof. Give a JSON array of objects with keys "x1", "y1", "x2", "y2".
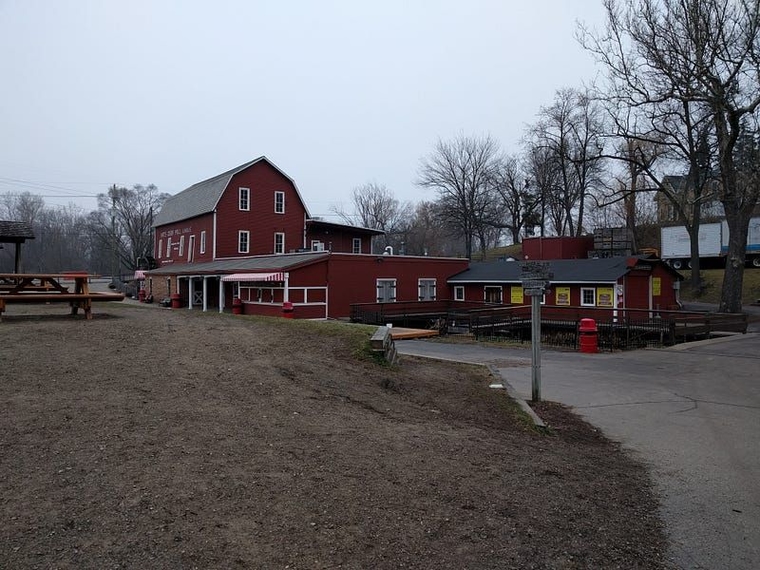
[
  {"x1": 448, "y1": 256, "x2": 682, "y2": 284},
  {"x1": 154, "y1": 156, "x2": 310, "y2": 226}
]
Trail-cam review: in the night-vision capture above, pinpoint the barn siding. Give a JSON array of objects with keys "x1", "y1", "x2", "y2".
[
  {"x1": 155, "y1": 214, "x2": 215, "y2": 266},
  {"x1": 215, "y1": 161, "x2": 307, "y2": 257}
]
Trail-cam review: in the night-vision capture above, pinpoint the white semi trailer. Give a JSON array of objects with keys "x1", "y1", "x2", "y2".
[{"x1": 660, "y1": 217, "x2": 760, "y2": 269}]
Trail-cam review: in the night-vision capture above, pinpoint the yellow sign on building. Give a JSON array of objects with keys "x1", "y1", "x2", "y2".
[
  {"x1": 653, "y1": 277, "x2": 661, "y2": 296},
  {"x1": 556, "y1": 286, "x2": 570, "y2": 306},
  {"x1": 511, "y1": 286, "x2": 524, "y2": 304},
  {"x1": 597, "y1": 287, "x2": 614, "y2": 307}
]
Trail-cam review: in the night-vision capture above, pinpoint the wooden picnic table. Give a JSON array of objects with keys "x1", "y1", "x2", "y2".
[{"x1": 0, "y1": 272, "x2": 125, "y2": 321}]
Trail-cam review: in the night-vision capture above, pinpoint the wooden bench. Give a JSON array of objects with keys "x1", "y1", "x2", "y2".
[{"x1": 0, "y1": 292, "x2": 125, "y2": 320}]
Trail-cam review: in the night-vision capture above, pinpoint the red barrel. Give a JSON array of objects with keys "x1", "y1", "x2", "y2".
[
  {"x1": 170, "y1": 293, "x2": 181, "y2": 309},
  {"x1": 138, "y1": 289, "x2": 146, "y2": 302},
  {"x1": 232, "y1": 296, "x2": 242, "y2": 315},
  {"x1": 579, "y1": 318, "x2": 598, "y2": 353},
  {"x1": 282, "y1": 301, "x2": 294, "y2": 319}
]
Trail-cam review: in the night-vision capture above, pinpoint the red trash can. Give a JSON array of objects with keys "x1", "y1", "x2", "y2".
[
  {"x1": 138, "y1": 289, "x2": 146, "y2": 302},
  {"x1": 170, "y1": 293, "x2": 181, "y2": 309},
  {"x1": 282, "y1": 301, "x2": 294, "y2": 319},
  {"x1": 579, "y1": 318, "x2": 598, "y2": 353},
  {"x1": 232, "y1": 296, "x2": 242, "y2": 315}
]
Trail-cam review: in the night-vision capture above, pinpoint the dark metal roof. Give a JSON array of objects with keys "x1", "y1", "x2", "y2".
[
  {"x1": 147, "y1": 251, "x2": 329, "y2": 276},
  {"x1": 306, "y1": 219, "x2": 384, "y2": 235},
  {"x1": 153, "y1": 156, "x2": 310, "y2": 226},
  {"x1": 448, "y1": 257, "x2": 670, "y2": 284},
  {"x1": 0, "y1": 220, "x2": 35, "y2": 242}
]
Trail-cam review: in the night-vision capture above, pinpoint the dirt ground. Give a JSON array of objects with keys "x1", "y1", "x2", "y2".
[{"x1": 1, "y1": 303, "x2": 670, "y2": 569}]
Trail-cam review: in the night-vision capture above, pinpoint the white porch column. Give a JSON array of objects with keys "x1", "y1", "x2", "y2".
[
  {"x1": 188, "y1": 278, "x2": 194, "y2": 310},
  {"x1": 284, "y1": 273, "x2": 289, "y2": 302},
  {"x1": 218, "y1": 277, "x2": 224, "y2": 313},
  {"x1": 202, "y1": 277, "x2": 209, "y2": 312}
]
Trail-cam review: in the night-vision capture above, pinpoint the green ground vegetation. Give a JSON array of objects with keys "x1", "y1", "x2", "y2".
[{"x1": 679, "y1": 268, "x2": 760, "y2": 305}]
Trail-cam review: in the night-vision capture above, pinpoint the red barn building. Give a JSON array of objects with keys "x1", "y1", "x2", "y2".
[{"x1": 148, "y1": 157, "x2": 468, "y2": 317}]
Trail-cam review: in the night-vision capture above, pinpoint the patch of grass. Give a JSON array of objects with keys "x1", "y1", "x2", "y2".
[{"x1": 679, "y1": 268, "x2": 760, "y2": 304}]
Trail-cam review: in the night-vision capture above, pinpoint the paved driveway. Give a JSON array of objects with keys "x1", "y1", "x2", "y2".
[{"x1": 397, "y1": 335, "x2": 760, "y2": 570}]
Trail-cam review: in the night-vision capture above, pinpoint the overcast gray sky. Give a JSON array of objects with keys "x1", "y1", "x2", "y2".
[{"x1": 0, "y1": 0, "x2": 605, "y2": 221}]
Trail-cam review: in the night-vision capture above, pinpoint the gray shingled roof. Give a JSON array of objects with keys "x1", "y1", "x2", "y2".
[
  {"x1": 448, "y1": 257, "x2": 672, "y2": 284},
  {"x1": 153, "y1": 156, "x2": 309, "y2": 226},
  {"x1": 0, "y1": 220, "x2": 35, "y2": 241},
  {"x1": 147, "y1": 251, "x2": 329, "y2": 276}
]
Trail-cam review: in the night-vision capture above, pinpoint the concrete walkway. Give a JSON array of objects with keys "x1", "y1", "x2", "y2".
[{"x1": 397, "y1": 335, "x2": 760, "y2": 570}]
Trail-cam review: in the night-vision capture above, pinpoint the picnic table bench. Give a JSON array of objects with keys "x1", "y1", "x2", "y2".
[{"x1": 0, "y1": 272, "x2": 125, "y2": 321}]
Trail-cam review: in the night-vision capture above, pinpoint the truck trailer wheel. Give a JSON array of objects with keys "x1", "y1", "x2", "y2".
[
  {"x1": 671, "y1": 259, "x2": 684, "y2": 270},
  {"x1": 752, "y1": 257, "x2": 760, "y2": 268}
]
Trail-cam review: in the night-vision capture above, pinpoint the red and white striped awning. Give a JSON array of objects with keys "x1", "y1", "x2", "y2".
[
  {"x1": 134, "y1": 270, "x2": 147, "y2": 280},
  {"x1": 221, "y1": 272, "x2": 285, "y2": 282}
]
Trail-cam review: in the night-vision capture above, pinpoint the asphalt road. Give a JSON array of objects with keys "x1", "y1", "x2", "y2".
[{"x1": 397, "y1": 334, "x2": 760, "y2": 570}]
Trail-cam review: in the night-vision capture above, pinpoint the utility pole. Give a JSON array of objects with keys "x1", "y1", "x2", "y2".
[{"x1": 110, "y1": 185, "x2": 117, "y2": 283}]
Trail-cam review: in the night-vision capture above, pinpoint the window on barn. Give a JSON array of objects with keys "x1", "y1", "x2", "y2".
[
  {"x1": 179, "y1": 235, "x2": 185, "y2": 257},
  {"x1": 239, "y1": 187, "x2": 250, "y2": 211},
  {"x1": 376, "y1": 279, "x2": 397, "y2": 302},
  {"x1": 311, "y1": 240, "x2": 324, "y2": 251},
  {"x1": 200, "y1": 231, "x2": 206, "y2": 254},
  {"x1": 187, "y1": 235, "x2": 195, "y2": 263},
  {"x1": 274, "y1": 232, "x2": 285, "y2": 254},
  {"x1": 352, "y1": 237, "x2": 361, "y2": 254},
  {"x1": 581, "y1": 287, "x2": 596, "y2": 306},
  {"x1": 454, "y1": 286, "x2": 464, "y2": 301},
  {"x1": 484, "y1": 286, "x2": 502, "y2": 304},
  {"x1": 158, "y1": 239, "x2": 163, "y2": 259},
  {"x1": 274, "y1": 191, "x2": 285, "y2": 214},
  {"x1": 238, "y1": 230, "x2": 250, "y2": 254},
  {"x1": 418, "y1": 278, "x2": 436, "y2": 301},
  {"x1": 166, "y1": 237, "x2": 172, "y2": 258}
]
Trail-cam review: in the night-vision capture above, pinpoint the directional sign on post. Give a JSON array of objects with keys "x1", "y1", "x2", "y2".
[{"x1": 519, "y1": 261, "x2": 553, "y2": 401}]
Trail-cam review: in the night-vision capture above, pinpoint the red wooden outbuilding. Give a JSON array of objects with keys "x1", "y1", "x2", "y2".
[
  {"x1": 448, "y1": 256, "x2": 682, "y2": 317},
  {"x1": 147, "y1": 251, "x2": 469, "y2": 319}
]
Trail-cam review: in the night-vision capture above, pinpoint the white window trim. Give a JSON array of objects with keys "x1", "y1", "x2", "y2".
[
  {"x1": 239, "y1": 187, "x2": 250, "y2": 211},
  {"x1": 179, "y1": 235, "x2": 185, "y2": 257},
  {"x1": 581, "y1": 287, "x2": 596, "y2": 307},
  {"x1": 418, "y1": 278, "x2": 437, "y2": 301},
  {"x1": 274, "y1": 191, "x2": 285, "y2": 214},
  {"x1": 352, "y1": 237, "x2": 362, "y2": 254},
  {"x1": 200, "y1": 230, "x2": 206, "y2": 254},
  {"x1": 187, "y1": 235, "x2": 195, "y2": 262},
  {"x1": 376, "y1": 278, "x2": 397, "y2": 303},
  {"x1": 158, "y1": 239, "x2": 163, "y2": 259},
  {"x1": 484, "y1": 286, "x2": 502, "y2": 304},
  {"x1": 454, "y1": 286, "x2": 464, "y2": 301},
  {"x1": 274, "y1": 232, "x2": 285, "y2": 254},
  {"x1": 166, "y1": 237, "x2": 172, "y2": 258},
  {"x1": 238, "y1": 230, "x2": 250, "y2": 254}
]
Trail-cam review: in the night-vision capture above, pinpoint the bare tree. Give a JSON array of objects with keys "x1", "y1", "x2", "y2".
[
  {"x1": 488, "y1": 155, "x2": 537, "y2": 244},
  {"x1": 402, "y1": 201, "x2": 467, "y2": 257},
  {"x1": 417, "y1": 134, "x2": 500, "y2": 259},
  {"x1": 0, "y1": 192, "x2": 98, "y2": 273},
  {"x1": 332, "y1": 182, "x2": 413, "y2": 253},
  {"x1": 89, "y1": 184, "x2": 168, "y2": 276},
  {"x1": 524, "y1": 144, "x2": 561, "y2": 236},
  {"x1": 581, "y1": 0, "x2": 760, "y2": 312},
  {"x1": 525, "y1": 88, "x2": 606, "y2": 237}
]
